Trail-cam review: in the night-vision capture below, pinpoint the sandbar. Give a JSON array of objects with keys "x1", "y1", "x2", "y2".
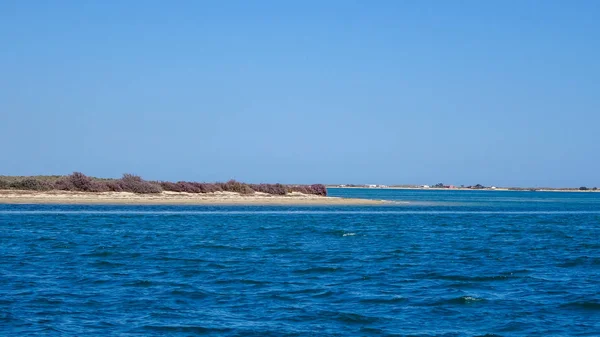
[{"x1": 0, "y1": 190, "x2": 385, "y2": 205}]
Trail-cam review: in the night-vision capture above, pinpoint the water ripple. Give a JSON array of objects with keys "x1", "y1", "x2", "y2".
[{"x1": 2, "y1": 196, "x2": 600, "y2": 336}]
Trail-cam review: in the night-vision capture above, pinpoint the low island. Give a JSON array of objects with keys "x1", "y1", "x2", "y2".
[{"x1": 0, "y1": 173, "x2": 383, "y2": 205}]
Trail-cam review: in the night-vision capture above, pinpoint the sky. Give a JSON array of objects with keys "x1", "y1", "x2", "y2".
[{"x1": 1, "y1": 1, "x2": 599, "y2": 187}]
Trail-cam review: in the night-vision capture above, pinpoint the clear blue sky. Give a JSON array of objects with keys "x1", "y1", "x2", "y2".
[{"x1": 1, "y1": 1, "x2": 598, "y2": 187}]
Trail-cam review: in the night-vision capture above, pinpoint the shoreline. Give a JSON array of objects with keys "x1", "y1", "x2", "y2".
[
  {"x1": 0, "y1": 190, "x2": 385, "y2": 206},
  {"x1": 328, "y1": 187, "x2": 600, "y2": 193}
]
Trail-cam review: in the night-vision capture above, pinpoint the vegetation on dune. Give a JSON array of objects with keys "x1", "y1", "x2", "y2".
[
  {"x1": 0, "y1": 173, "x2": 327, "y2": 196},
  {"x1": 8, "y1": 178, "x2": 54, "y2": 191},
  {"x1": 288, "y1": 184, "x2": 328, "y2": 196}
]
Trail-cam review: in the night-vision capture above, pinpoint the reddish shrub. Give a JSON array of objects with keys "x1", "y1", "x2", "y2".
[
  {"x1": 160, "y1": 181, "x2": 203, "y2": 193},
  {"x1": 289, "y1": 184, "x2": 327, "y2": 196},
  {"x1": 54, "y1": 178, "x2": 75, "y2": 191},
  {"x1": 89, "y1": 181, "x2": 111, "y2": 192},
  {"x1": 118, "y1": 174, "x2": 162, "y2": 194},
  {"x1": 192, "y1": 183, "x2": 221, "y2": 193},
  {"x1": 310, "y1": 184, "x2": 327, "y2": 196},
  {"x1": 0, "y1": 172, "x2": 327, "y2": 196},
  {"x1": 104, "y1": 180, "x2": 123, "y2": 192},
  {"x1": 178, "y1": 182, "x2": 202, "y2": 193},
  {"x1": 220, "y1": 180, "x2": 254, "y2": 194},
  {"x1": 251, "y1": 183, "x2": 287, "y2": 195},
  {"x1": 160, "y1": 181, "x2": 184, "y2": 192},
  {"x1": 288, "y1": 185, "x2": 308, "y2": 194},
  {"x1": 66, "y1": 172, "x2": 110, "y2": 192},
  {"x1": 49, "y1": 172, "x2": 109, "y2": 192}
]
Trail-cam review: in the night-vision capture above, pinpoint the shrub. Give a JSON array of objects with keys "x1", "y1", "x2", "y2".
[
  {"x1": 69, "y1": 172, "x2": 91, "y2": 189},
  {"x1": 11, "y1": 178, "x2": 53, "y2": 191},
  {"x1": 309, "y1": 184, "x2": 327, "y2": 196},
  {"x1": 288, "y1": 184, "x2": 327, "y2": 196},
  {"x1": 90, "y1": 181, "x2": 111, "y2": 192},
  {"x1": 178, "y1": 182, "x2": 202, "y2": 193},
  {"x1": 288, "y1": 185, "x2": 307, "y2": 194},
  {"x1": 192, "y1": 182, "x2": 221, "y2": 193},
  {"x1": 66, "y1": 172, "x2": 109, "y2": 192},
  {"x1": 104, "y1": 180, "x2": 123, "y2": 192},
  {"x1": 54, "y1": 178, "x2": 75, "y2": 191},
  {"x1": 251, "y1": 183, "x2": 287, "y2": 195},
  {"x1": 0, "y1": 172, "x2": 328, "y2": 196},
  {"x1": 160, "y1": 181, "x2": 185, "y2": 192},
  {"x1": 220, "y1": 180, "x2": 254, "y2": 194},
  {"x1": 118, "y1": 174, "x2": 162, "y2": 194},
  {"x1": 53, "y1": 172, "x2": 109, "y2": 192},
  {"x1": 0, "y1": 178, "x2": 10, "y2": 189},
  {"x1": 160, "y1": 181, "x2": 228, "y2": 194},
  {"x1": 160, "y1": 181, "x2": 203, "y2": 193}
]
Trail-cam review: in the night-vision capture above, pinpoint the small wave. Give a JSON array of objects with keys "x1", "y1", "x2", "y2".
[
  {"x1": 312, "y1": 290, "x2": 335, "y2": 298},
  {"x1": 143, "y1": 325, "x2": 231, "y2": 334},
  {"x1": 424, "y1": 273, "x2": 511, "y2": 282},
  {"x1": 320, "y1": 311, "x2": 379, "y2": 324},
  {"x1": 200, "y1": 244, "x2": 253, "y2": 251},
  {"x1": 293, "y1": 266, "x2": 341, "y2": 274},
  {"x1": 359, "y1": 296, "x2": 405, "y2": 304},
  {"x1": 205, "y1": 262, "x2": 228, "y2": 269},
  {"x1": 155, "y1": 256, "x2": 207, "y2": 263},
  {"x1": 29, "y1": 297, "x2": 64, "y2": 305},
  {"x1": 238, "y1": 279, "x2": 270, "y2": 285},
  {"x1": 169, "y1": 289, "x2": 209, "y2": 299},
  {"x1": 460, "y1": 296, "x2": 484, "y2": 303},
  {"x1": 90, "y1": 260, "x2": 126, "y2": 268},
  {"x1": 557, "y1": 256, "x2": 600, "y2": 268},
  {"x1": 360, "y1": 327, "x2": 386, "y2": 334},
  {"x1": 125, "y1": 280, "x2": 153, "y2": 287},
  {"x1": 431, "y1": 296, "x2": 486, "y2": 305},
  {"x1": 266, "y1": 247, "x2": 297, "y2": 254},
  {"x1": 286, "y1": 288, "x2": 328, "y2": 295},
  {"x1": 82, "y1": 251, "x2": 114, "y2": 258},
  {"x1": 343, "y1": 233, "x2": 356, "y2": 237},
  {"x1": 561, "y1": 301, "x2": 600, "y2": 311}
]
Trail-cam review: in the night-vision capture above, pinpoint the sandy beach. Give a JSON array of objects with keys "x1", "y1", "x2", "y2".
[{"x1": 0, "y1": 190, "x2": 385, "y2": 205}]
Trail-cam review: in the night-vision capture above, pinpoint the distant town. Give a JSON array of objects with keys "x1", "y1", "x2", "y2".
[{"x1": 328, "y1": 184, "x2": 599, "y2": 192}]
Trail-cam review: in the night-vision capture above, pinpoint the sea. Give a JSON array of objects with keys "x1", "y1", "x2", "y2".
[{"x1": 1, "y1": 188, "x2": 599, "y2": 336}]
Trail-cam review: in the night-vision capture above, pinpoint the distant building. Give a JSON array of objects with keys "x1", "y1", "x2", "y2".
[{"x1": 422, "y1": 185, "x2": 430, "y2": 189}]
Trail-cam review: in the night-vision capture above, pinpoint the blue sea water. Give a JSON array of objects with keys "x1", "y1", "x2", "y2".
[{"x1": 1, "y1": 189, "x2": 599, "y2": 336}]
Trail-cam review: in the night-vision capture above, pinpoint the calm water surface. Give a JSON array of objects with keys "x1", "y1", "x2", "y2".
[{"x1": 1, "y1": 189, "x2": 599, "y2": 336}]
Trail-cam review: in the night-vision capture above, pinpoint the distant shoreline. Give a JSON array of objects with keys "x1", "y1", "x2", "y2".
[
  {"x1": 327, "y1": 186, "x2": 600, "y2": 193},
  {"x1": 0, "y1": 190, "x2": 386, "y2": 206}
]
